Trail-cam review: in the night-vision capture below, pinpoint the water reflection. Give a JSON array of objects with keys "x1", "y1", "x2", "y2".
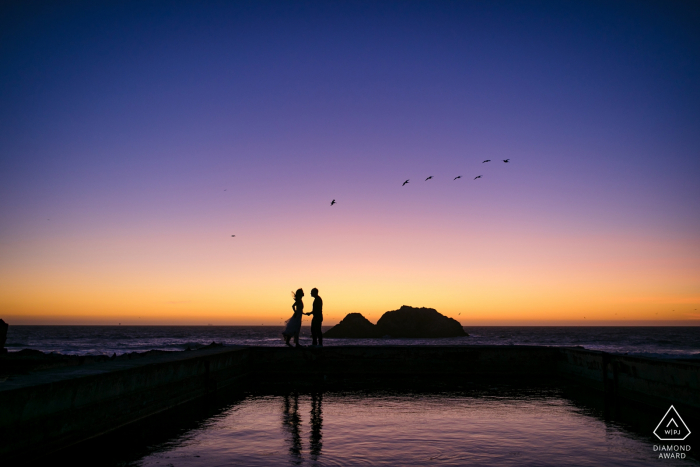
[
  {"x1": 309, "y1": 392, "x2": 323, "y2": 462},
  {"x1": 282, "y1": 393, "x2": 303, "y2": 464},
  {"x1": 41, "y1": 382, "x2": 700, "y2": 466},
  {"x1": 281, "y1": 392, "x2": 324, "y2": 465}
]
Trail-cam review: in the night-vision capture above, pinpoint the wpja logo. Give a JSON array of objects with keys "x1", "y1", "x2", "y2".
[{"x1": 653, "y1": 405, "x2": 691, "y2": 460}]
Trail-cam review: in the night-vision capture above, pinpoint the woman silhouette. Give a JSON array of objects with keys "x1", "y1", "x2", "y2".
[{"x1": 283, "y1": 288, "x2": 304, "y2": 347}]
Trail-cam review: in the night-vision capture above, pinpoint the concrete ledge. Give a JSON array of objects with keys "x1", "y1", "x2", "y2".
[
  {"x1": 0, "y1": 347, "x2": 249, "y2": 460},
  {"x1": 557, "y1": 348, "x2": 700, "y2": 409},
  {"x1": 248, "y1": 345, "x2": 558, "y2": 382}
]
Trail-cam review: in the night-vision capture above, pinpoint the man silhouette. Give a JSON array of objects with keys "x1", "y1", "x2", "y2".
[{"x1": 305, "y1": 288, "x2": 323, "y2": 347}]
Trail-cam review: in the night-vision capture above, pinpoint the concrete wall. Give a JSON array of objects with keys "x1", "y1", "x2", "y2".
[
  {"x1": 557, "y1": 348, "x2": 700, "y2": 410},
  {"x1": 248, "y1": 345, "x2": 557, "y2": 383},
  {"x1": 1, "y1": 345, "x2": 698, "y2": 462},
  {"x1": 0, "y1": 347, "x2": 248, "y2": 461}
]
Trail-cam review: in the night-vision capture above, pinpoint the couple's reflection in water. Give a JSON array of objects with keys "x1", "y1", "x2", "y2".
[{"x1": 282, "y1": 392, "x2": 323, "y2": 465}]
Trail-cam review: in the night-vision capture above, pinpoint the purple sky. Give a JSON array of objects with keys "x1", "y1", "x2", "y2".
[{"x1": 1, "y1": 1, "x2": 699, "y2": 324}]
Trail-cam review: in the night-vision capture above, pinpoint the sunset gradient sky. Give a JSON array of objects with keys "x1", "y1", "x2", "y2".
[{"x1": 1, "y1": 1, "x2": 699, "y2": 325}]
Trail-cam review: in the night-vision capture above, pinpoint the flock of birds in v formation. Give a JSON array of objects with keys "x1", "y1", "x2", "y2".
[{"x1": 230, "y1": 158, "x2": 511, "y2": 236}]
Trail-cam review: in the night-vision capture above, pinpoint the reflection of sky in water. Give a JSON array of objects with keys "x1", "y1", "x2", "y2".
[
  {"x1": 133, "y1": 389, "x2": 697, "y2": 467},
  {"x1": 6, "y1": 326, "x2": 700, "y2": 359}
]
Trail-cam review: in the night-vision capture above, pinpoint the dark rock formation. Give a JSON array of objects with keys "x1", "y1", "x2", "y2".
[
  {"x1": 323, "y1": 313, "x2": 382, "y2": 338},
  {"x1": 0, "y1": 319, "x2": 7, "y2": 354},
  {"x1": 376, "y1": 306, "x2": 467, "y2": 338},
  {"x1": 324, "y1": 306, "x2": 468, "y2": 338}
]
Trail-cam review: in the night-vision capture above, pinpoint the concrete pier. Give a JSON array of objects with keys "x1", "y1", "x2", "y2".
[{"x1": 1, "y1": 345, "x2": 698, "y2": 462}]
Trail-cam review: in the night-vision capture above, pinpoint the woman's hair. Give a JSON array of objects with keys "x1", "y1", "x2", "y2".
[{"x1": 291, "y1": 288, "x2": 304, "y2": 300}]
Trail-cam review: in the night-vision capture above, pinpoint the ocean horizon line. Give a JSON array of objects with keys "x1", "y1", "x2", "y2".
[{"x1": 5, "y1": 322, "x2": 699, "y2": 327}]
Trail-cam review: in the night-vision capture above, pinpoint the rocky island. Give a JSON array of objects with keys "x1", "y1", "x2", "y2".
[
  {"x1": 323, "y1": 313, "x2": 382, "y2": 338},
  {"x1": 324, "y1": 305, "x2": 468, "y2": 338}
]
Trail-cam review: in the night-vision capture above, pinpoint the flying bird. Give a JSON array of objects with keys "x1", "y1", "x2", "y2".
[
  {"x1": 425, "y1": 176, "x2": 433, "y2": 181},
  {"x1": 503, "y1": 159, "x2": 510, "y2": 163},
  {"x1": 330, "y1": 199, "x2": 336, "y2": 206},
  {"x1": 402, "y1": 179, "x2": 409, "y2": 186},
  {"x1": 474, "y1": 175, "x2": 482, "y2": 180},
  {"x1": 231, "y1": 235, "x2": 235, "y2": 237},
  {"x1": 454, "y1": 176, "x2": 461, "y2": 180},
  {"x1": 482, "y1": 159, "x2": 491, "y2": 163}
]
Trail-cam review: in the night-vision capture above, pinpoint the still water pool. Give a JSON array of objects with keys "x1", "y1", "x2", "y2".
[{"x1": 77, "y1": 383, "x2": 695, "y2": 467}]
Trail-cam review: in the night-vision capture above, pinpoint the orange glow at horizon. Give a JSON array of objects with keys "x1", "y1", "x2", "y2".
[{"x1": 2, "y1": 215, "x2": 698, "y2": 326}]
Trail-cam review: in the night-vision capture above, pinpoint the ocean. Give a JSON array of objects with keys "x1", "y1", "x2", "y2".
[{"x1": 6, "y1": 325, "x2": 700, "y2": 360}]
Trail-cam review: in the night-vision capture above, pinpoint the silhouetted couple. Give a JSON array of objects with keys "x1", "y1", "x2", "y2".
[{"x1": 282, "y1": 288, "x2": 323, "y2": 348}]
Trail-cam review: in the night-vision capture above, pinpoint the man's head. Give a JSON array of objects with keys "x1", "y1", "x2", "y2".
[{"x1": 311, "y1": 288, "x2": 319, "y2": 297}]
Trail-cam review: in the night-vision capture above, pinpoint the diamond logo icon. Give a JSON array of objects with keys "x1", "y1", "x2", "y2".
[{"x1": 654, "y1": 405, "x2": 691, "y2": 441}]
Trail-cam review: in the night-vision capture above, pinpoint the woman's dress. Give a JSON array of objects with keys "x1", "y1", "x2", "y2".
[{"x1": 282, "y1": 301, "x2": 303, "y2": 336}]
